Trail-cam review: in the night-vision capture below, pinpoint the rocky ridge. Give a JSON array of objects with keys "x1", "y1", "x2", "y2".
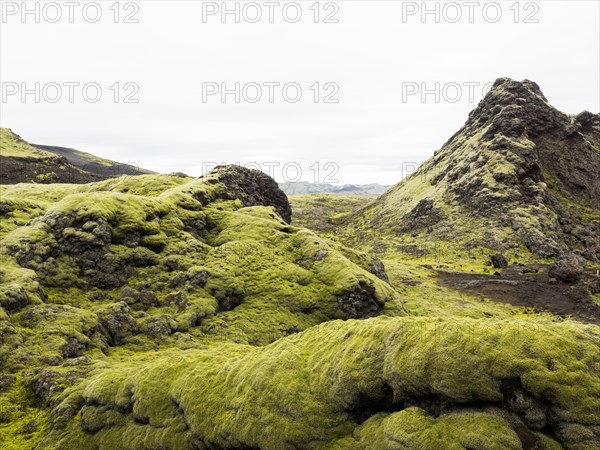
[{"x1": 351, "y1": 78, "x2": 600, "y2": 262}]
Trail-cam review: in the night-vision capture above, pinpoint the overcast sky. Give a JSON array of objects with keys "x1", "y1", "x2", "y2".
[{"x1": 1, "y1": 0, "x2": 599, "y2": 184}]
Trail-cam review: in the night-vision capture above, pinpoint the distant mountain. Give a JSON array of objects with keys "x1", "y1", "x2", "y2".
[
  {"x1": 32, "y1": 143, "x2": 155, "y2": 177},
  {"x1": 279, "y1": 181, "x2": 389, "y2": 195},
  {"x1": 0, "y1": 128, "x2": 155, "y2": 184},
  {"x1": 0, "y1": 128, "x2": 102, "y2": 184}
]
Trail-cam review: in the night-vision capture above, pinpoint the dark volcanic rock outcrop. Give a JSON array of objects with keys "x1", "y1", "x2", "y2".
[
  {"x1": 204, "y1": 165, "x2": 293, "y2": 224},
  {"x1": 548, "y1": 254, "x2": 586, "y2": 283},
  {"x1": 490, "y1": 253, "x2": 509, "y2": 269}
]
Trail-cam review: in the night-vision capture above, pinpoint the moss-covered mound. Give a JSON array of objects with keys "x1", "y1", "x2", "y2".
[
  {"x1": 0, "y1": 166, "x2": 401, "y2": 448},
  {"x1": 41, "y1": 317, "x2": 600, "y2": 449},
  {"x1": 200, "y1": 165, "x2": 292, "y2": 224}
]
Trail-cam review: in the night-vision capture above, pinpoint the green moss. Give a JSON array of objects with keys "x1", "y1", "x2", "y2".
[
  {"x1": 2, "y1": 162, "x2": 599, "y2": 449},
  {"x1": 38, "y1": 316, "x2": 600, "y2": 449},
  {"x1": 327, "y1": 408, "x2": 526, "y2": 449},
  {"x1": 1, "y1": 168, "x2": 405, "y2": 447},
  {"x1": 0, "y1": 128, "x2": 57, "y2": 159}
]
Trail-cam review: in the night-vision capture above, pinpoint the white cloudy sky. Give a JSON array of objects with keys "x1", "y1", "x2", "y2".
[{"x1": 1, "y1": 0, "x2": 599, "y2": 184}]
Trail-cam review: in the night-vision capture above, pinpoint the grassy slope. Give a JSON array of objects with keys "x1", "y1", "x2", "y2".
[
  {"x1": 0, "y1": 129, "x2": 104, "y2": 184},
  {"x1": 0, "y1": 129, "x2": 60, "y2": 159},
  {"x1": 339, "y1": 128, "x2": 541, "y2": 268}
]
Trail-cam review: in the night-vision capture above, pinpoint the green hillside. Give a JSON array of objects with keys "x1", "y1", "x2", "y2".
[
  {"x1": 0, "y1": 129, "x2": 102, "y2": 184},
  {"x1": 0, "y1": 129, "x2": 155, "y2": 184},
  {"x1": 340, "y1": 79, "x2": 600, "y2": 266},
  {"x1": 0, "y1": 129, "x2": 58, "y2": 159}
]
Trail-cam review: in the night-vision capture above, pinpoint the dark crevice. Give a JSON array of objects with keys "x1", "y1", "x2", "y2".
[
  {"x1": 171, "y1": 397, "x2": 190, "y2": 432},
  {"x1": 347, "y1": 383, "x2": 398, "y2": 424},
  {"x1": 345, "y1": 378, "x2": 562, "y2": 448},
  {"x1": 132, "y1": 415, "x2": 150, "y2": 425},
  {"x1": 513, "y1": 424, "x2": 538, "y2": 450},
  {"x1": 403, "y1": 394, "x2": 444, "y2": 418}
]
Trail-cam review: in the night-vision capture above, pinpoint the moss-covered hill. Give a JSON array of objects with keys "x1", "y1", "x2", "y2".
[
  {"x1": 0, "y1": 129, "x2": 103, "y2": 185},
  {"x1": 0, "y1": 166, "x2": 403, "y2": 448},
  {"x1": 341, "y1": 79, "x2": 600, "y2": 265},
  {"x1": 1, "y1": 164, "x2": 599, "y2": 449}
]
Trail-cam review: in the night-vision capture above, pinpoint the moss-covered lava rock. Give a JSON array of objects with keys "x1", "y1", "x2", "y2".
[
  {"x1": 40, "y1": 317, "x2": 600, "y2": 450},
  {"x1": 0, "y1": 166, "x2": 401, "y2": 448}
]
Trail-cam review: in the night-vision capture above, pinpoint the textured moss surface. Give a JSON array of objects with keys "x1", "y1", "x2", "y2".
[
  {"x1": 1, "y1": 167, "x2": 402, "y2": 449},
  {"x1": 2, "y1": 167, "x2": 598, "y2": 449},
  {"x1": 39, "y1": 317, "x2": 600, "y2": 449}
]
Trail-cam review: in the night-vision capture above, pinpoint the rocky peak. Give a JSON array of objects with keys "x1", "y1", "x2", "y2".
[
  {"x1": 367, "y1": 78, "x2": 600, "y2": 262},
  {"x1": 479, "y1": 78, "x2": 548, "y2": 107},
  {"x1": 454, "y1": 78, "x2": 569, "y2": 143}
]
